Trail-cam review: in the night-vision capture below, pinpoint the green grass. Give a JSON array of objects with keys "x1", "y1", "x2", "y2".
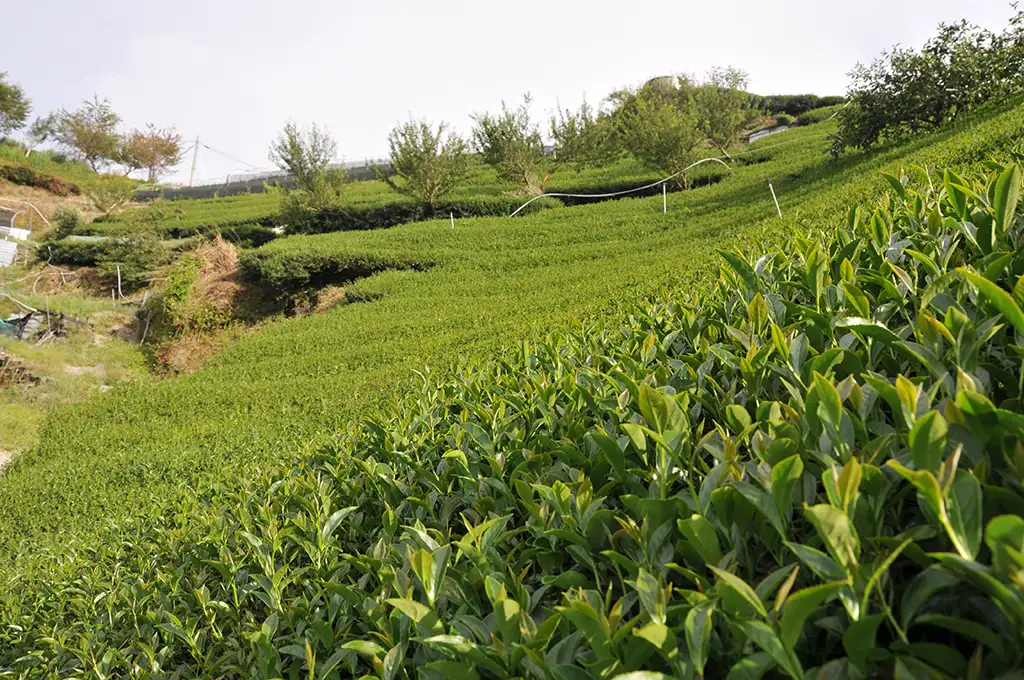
[{"x1": 0, "y1": 103, "x2": 1020, "y2": 580}]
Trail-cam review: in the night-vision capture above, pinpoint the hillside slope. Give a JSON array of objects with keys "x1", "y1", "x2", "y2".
[{"x1": 1, "y1": 102, "x2": 1023, "y2": 573}]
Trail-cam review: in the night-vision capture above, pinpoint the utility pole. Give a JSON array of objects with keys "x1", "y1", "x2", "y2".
[{"x1": 189, "y1": 135, "x2": 200, "y2": 187}]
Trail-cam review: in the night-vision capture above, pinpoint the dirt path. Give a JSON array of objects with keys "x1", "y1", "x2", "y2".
[{"x1": 0, "y1": 450, "x2": 11, "y2": 471}]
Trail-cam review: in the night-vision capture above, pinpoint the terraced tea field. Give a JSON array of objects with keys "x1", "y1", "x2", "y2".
[{"x1": 2, "y1": 100, "x2": 1024, "y2": 678}]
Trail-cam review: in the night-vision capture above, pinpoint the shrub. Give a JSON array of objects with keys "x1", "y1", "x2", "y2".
[
  {"x1": 0, "y1": 162, "x2": 79, "y2": 196},
  {"x1": 46, "y1": 233, "x2": 170, "y2": 289},
  {"x1": 773, "y1": 113, "x2": 794, "y2": 126},
  {"x1": 240, "y1": 246, "x2": 431, "y2": 291},
  {"x1": 832, "y1": 12, "x2": 1024, "y2": 154},
  {"x1": 81, "y1": 175, "x2": 137, "y2": 215},
  {"x1": 93, "y1": 232, "x2": 168, "y2": 289},
  {"x1": 49, "y1": 207, "x2": 80, "y2": 240}
]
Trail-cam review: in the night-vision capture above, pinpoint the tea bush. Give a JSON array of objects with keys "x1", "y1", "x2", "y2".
[
  {"x1": 2, "y1": 102, "x2": 1023, "y2": 669},
  {"x1": 795, "y1": 105, "x2": 844, "y2": 127},
  {"x1": 48, "y1": 206, "x2": 80, "y2": 240},
  {"x1": 3, "y1": 157, "x2": 1021, "y2": 678}
]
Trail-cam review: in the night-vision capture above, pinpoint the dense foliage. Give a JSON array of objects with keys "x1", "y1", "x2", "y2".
[
  {"x1": 694, "y1": 67, "x2": 753, "y2": 156},
  {"x1": 751, "y1": 94, "x2": 845, "y2": 117},
  {"x1": 616, "y1": 86, "x2": 702, "y2": 189},
  {"x1": 0, "y1": 161, "x2": 80, "y2": 196},
  {"x1": 3, "y1": 155, "x2": 1023, "y2": 679},
  {"x1": 0, "y1": 72, "x2": 30, "y2": 137},
  {"x1": 54, "y1": 95, "x2": 122, "y2": 172},
  {"x1": 832, "y1": 12, "x2": 1024, "y2": 155},
  {"x1": 549, "y1": 101, "x2": 619, "y2": 169}
]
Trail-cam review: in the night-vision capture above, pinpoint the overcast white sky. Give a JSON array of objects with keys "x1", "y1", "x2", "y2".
[{"x1": 7, "y1": 0, "x2": 1018, "y2": 184}]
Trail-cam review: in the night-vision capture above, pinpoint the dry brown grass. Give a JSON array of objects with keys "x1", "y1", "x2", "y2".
[
  {"x1": 0, "y1": 181, "x2": 101, "y2": 225},
  {"x1": 156, "y1": 331, "x2": 231, "y2": 374},
  {"x1": 194, "y1": 235, "x2": 241, "y2": 308}
]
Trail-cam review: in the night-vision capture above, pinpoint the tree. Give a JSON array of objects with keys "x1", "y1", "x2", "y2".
[
  {"x1": 0, "y1": 73, "x2": 30, "y2": 137},
  {"x1": 472, "y1": 96, "x2": 545, "y2": 195},
  {"x1": 25, "y1": 114, "x2": 57, "y2": 157},
  {"x1": 269, "y1": 122, "x2": 345, "y2": 233},
  {"x1": 694, "y1": 67, "x2": 752, "y2": 157},
  {"x1": 549, "y1": 100, "x2": 618, "y2": 168},
  {"x1": 269, "y1": 121, "x2": 344, "y2": 193},
  {"x1": 120, "y1": 125, "x2": 183, "y2": 182},
  {"x1": 617, "y1": 86, "x2": 702, "y2": 188},
  {"x1": 378, "y1": 120, "x2": 470, "y2": 209},
  {"x1": 55, "y1": 95, "x2": 122, "y2": 171},
  {"x1": 832, "y1": 11, "x2": 1024, "y2": 155}
]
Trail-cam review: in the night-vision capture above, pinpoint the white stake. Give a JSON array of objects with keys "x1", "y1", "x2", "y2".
[
  {"x1": 662, "y1": 183, "x2": 667, "y2": 214},
  {"x1": 450, "y1": 212, "x2": 454, "y2": 229},
  {"x1": 768, "y1": 180, "x2": 782, "y2": 218}
]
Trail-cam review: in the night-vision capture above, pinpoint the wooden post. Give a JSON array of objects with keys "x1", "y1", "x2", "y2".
[
  {"x1": 450, "y1": 212, "x2": 455, "y2": 229},
  {"x1": 663, "y1": 184, "x2": 667, "y2": 214}
]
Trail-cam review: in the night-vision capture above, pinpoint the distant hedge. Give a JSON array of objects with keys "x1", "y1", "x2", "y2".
[
  {"x1": 0, "y1": 162, "x2": 81, "y2": 197},
  {"x1": 751, "y1": 94, "x2": 845, "y2": 117},
  {"x1": 297, "y1": 195, "x2": 561, "y2": 235}
]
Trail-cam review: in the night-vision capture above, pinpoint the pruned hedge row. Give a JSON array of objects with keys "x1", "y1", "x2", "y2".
[
  {"x1": 3, "y1": 160, "x2": 1022, "y2": 678},
  {"x1": 239, "y1": 246, "x2": 433, "y2": 291},
  {"x1": 0, "y1": 162, "x2": 81, "y2": 197},
  {"x1": 295, "y1": 195, "x2": 561, "y2": 234}
]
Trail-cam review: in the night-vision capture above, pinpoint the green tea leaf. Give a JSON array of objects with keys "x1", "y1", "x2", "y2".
[
  {"x1": 843, "y1": 614, "x2": 885, "y2": 672},
  {"x1": 803, "y1": 504, "x2": 860, "y2": 570},
  {"x1": 740, "y1": 620, "x2": 802, "y2": 679},
  {"x1": 720, "y1": 250, "x2": 762, "y2": 294},
  {"x1": 946, "y1": 472, "x2": 982, "y2": 560},
  {"x1": 770, "y1": 455, "x2": 804, "y2": 521},
  {"x1": 985, "y1": 515, "x2": 1024, "y2": 578},
  {"x1": 958, "y1": 269, "x2": 1024, "y2": 337},
  {"x1": 678, "y1": 514, "x2": 722, "y2": 565},
  {"x1": 836, "y1": 317, "x2": 901, "y2": 345},
  {"x1": 900, "y1": 565, "x2": 960, "y2": 629},
  {"x1": 634, "y1": 568, "x2": 667, "y2": 625},
  {"x1": 710, "y1": 566, "x2": 768, "y2": 620},
  {"x1": 685, "y1": 600, "x2": 715, "y2": 674},
  {"x1": 780, "y1": 581, "x2": 845, "y2": 649},
  {"x1": 992, "y1": 164, "x2": 1021, "y2": 237},
  {"x1": 909, "y1": 411, "x2": 947, "y2": 474}
]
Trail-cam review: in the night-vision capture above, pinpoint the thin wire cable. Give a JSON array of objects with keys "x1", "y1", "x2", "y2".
[
  {"x1": 200, "y1": 144, "x2": 261, "y2": 170},
  {"x1": 509, "y1": 131, "x2": 831, "y2": 217}
]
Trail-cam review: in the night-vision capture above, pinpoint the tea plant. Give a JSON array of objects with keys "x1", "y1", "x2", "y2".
[
  {"x1": 2, "y1": 158, "x2": 1022, "y2": 678},
  {"x1": 2, "y1": 101, "x2": 1023, "y2": 642}
]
